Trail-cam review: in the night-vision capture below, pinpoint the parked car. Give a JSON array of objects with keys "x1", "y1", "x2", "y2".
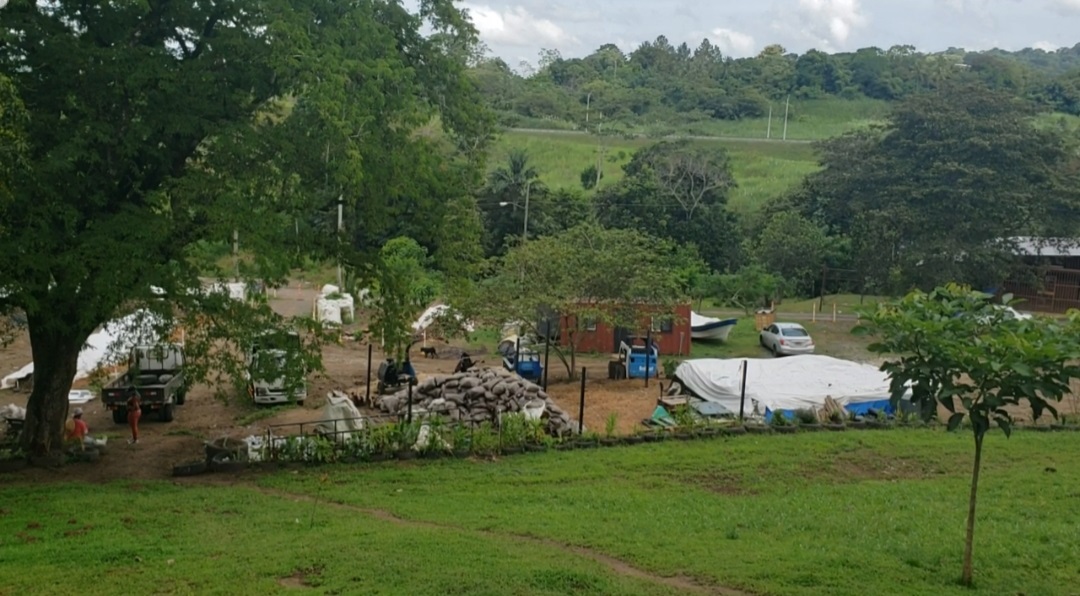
[{"x1": 760, "y1": 322, "x2": 815, "y2": 356}]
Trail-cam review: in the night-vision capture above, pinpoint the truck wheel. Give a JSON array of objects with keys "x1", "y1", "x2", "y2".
[
  {"x1": 112, "y1": 408, "x2": 127, "y2": 425},
  {"x1": 176, "y1": 390, "x2": 186, "y2": 406},
  {"x1": 159, "y1": 404, "x2": 175, "y2": 423},
  {"x1": 295, "y1": 399, "x2": 305, "y2": 407}
]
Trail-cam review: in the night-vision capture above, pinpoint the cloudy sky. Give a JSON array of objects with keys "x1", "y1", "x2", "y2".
[{"x1": 431, "y1": 0, "x2": 1080, "y2": 68}]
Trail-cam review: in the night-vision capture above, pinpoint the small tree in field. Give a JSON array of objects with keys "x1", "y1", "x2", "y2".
[
  {"x1": 472, "y1": 224, "x2": 684, "y2": 379},
  {"x1": 853, "y1": 284, "x2": 1080, "y2": 587}
]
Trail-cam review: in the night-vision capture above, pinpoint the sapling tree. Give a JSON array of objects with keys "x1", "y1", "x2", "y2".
[
  {"x1": 853, "y1": 284, "x2": 1080, "y2": 586},
  {"x1": 366, "y1": 237, "x2": 442, "y2": 362}
]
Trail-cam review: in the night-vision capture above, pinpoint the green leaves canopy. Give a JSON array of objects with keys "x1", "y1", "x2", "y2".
[
  {"x1": 0, "y1": 0, "x2": 487, "y2": 454},
  {"x1": 855, "y1": 284, "x2": 1080, "y2": 433}
]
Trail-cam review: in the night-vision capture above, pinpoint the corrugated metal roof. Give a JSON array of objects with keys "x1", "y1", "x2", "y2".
[{"x1": 1010, "y1": 237, "x2": 1080, "y2": 257}]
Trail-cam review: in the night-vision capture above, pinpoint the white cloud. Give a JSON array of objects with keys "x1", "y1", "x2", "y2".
[
  {"x1": 792, "y1": 0, "x2": 867, "y2": 48},
  {"x1": 462, "y1": 3, "x2": 575, "y2": 48},
  {"x1": 708, "y1": 28, "x2": 757, "y2": 57},
  {"x1": 1033, "y1": 40, "x2": 1060, "y2": 51},
  {"x1": 1049, "y1": 0, "x2": 1080, "y2": 15}
]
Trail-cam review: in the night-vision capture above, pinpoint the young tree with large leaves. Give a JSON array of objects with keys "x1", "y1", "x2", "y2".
[
  {"x1": 0, "y1": 0, "x2": 488, "y2": 456},
  {"x1": 854, "y1": 285, "x2": 1080, "y2": 587},
  {"x1": 471, "y1": 224, "x2": 685, "y2": 379}
]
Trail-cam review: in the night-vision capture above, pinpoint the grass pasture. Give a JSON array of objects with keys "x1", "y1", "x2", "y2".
[
  {"x1": 490, "y1": 131, "x2": 820, "y2": 212},
  {"x1": 3, "y1": 431, "x2": 1078, "y2": 595}
]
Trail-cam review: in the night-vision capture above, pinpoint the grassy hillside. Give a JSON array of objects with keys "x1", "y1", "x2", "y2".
[
  {"x1": 510, "y1": 98, "x2": 891, "y2": 142},
  {"x1": 490, "y1": 131, "x2": 820, "y2": 212}
]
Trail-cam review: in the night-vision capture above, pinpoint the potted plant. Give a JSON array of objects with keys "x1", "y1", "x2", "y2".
[
  {"x1": 770, "y1": 411, "x2": 797, "y2": 434},
  {"x1": 864, "y1": 410, "x2": 890, "y2": 429},
  {"x1": 601, "y1": 413, "x2": 620, "y2": 446},
  {"x1": 393, "y1": 421, "x2": 420, "y2": 460},
  {"x1": 795, "y1": 409, "x2": 822, "y2": 431},
  {"x1": 469, "y1": 422, "x2": 500, "y2": 457},
  {"x1": 499, "y1": 414, "x2": 527, "y2": 455},
  {"x1": 825, "y1": 410, "x2": 846, "y2": 431},
  {"x1": 846, "y1": 411, "x2": 867, "y2": 430},
  {"x1": 449, "y1": 424, "x2": 471, "y2": 458},
  {"x1": 721, "y1": 423, "x2": 747, "y2": 436}
]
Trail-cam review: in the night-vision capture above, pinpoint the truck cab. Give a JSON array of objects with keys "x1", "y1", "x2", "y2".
[{"x1": 245, "y1": 330, "x2": 307, "y2": 406}]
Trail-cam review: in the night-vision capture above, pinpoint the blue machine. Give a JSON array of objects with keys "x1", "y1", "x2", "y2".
[
  {"x1": 618, "y1": 338, "x2": 658, "y2": 379},
  {"x1": 498, "y1": 336, "x2": 544, "y2": 381}
]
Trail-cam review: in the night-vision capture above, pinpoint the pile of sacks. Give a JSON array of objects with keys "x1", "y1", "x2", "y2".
[{"x1": 375, "y1": 367, "x2": 577, "y2": 436}]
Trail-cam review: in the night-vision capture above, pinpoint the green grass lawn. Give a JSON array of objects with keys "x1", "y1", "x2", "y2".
[
  {"x1": 490, "y1": 131, "x2": 820, "y2": 212},
  {"x1": 5, "y1": 431, "x2": 1074, "y2": 594},
  {"x1": 687, "y1": 316, "x2": 874, "y2": 362}
]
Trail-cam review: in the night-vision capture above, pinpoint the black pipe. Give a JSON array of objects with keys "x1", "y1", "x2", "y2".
[
  {"x1": 543, "y1": 339, "x2": 550, "y2": 391},
  {"x1": 578, "y1": 367, "x2": 587, "y2": 435},
  {"x1": 407, "y1": 378, "x2": 413, "y2": 425},
  {"x1": 365, "y1": 343, "x2": 373, "y2": 403},
  {"x1": 739, "y1": 360, "x2": 748, "y2": 422},
  {"x1": 644, "y1": 329, "x2": 652, "y2": 388}
]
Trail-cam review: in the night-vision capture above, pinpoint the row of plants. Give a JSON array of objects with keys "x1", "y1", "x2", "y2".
[{"x1": 222, "y1": 408, "x2": 1080, "y2": 468}]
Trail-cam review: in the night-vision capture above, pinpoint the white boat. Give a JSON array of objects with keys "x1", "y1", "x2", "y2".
[
  {"x1": 690, "y1": 312, "x2": 738, "y2": 341},
  {"x1": 68, "y1": 390, "x2": 96, "y2": 404}
]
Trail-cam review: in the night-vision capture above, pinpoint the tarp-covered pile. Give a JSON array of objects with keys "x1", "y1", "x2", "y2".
[
  {"x1": 315, "y1": 284, "x2": 355, "y2": 326},
  {"x1": 1, "y1": 309, "x2": 167, "y2": 390},
  {"x1": 671, "y1": 355, "x2": 908, "y2": 419},
  {"x1": 376, "y1": 367, "x2": 576, "y2": 435}
]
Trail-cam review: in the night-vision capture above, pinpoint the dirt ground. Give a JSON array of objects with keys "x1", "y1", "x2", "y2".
[{"x1": 3, "y1": 288, "x2": 1079, "y2": 483}]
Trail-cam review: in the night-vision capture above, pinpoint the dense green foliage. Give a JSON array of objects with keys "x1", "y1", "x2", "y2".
[
  {"x1": 0, "y1": 0, "x2": 490, "y2": 454},
  {"x1": 471, "y1": 39, "x2": 1080, "y2": 133},
  {"x1": 773, "y1": 83, "x2": 1080, "y2": 294}
]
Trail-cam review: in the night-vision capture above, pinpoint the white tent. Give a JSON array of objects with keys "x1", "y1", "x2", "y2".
[
  {"x1": 412, "y1": 304, "x2": 475, "y2": 333},
  {"x1": 671, "y1": 356, "x2": 908, "y2": 417},
  {"x1": 1, "y1": 309, "x2": 167, "y2": 390}
]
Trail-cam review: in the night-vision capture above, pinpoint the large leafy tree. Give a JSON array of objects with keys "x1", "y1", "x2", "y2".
[
  {"x1": 0, "y1": 0, "x2": 488, "y2": 456},
  {"x1": 785, "y1": 82, "x2": 1080, "y2": 292},
  {"x1": 471, "y1": 224, "x2": 685, "y2": 378},
  {"x1": 595, "y1": 140, "x2": 742, "y2": 272},
  {"x1": 854, "y1": 285, "x2": 1080, "y2": 587}
]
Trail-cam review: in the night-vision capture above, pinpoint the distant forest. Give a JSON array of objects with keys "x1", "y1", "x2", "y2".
[{"x1": 468, "y1": 38, "x2": 1080, "y2": 129}]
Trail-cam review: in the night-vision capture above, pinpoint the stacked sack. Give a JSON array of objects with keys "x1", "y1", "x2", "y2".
[{"x1": 376, "y1": 367, "x2": 577, "y2": 436}]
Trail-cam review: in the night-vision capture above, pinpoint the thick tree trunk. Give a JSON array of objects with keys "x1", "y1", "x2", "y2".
[
  {"x1": 19, "y1": 316, "x2": 87, "y2": 457},
  {"x1": 961, "y1": 431, "x2": 985, "y2": 587}
]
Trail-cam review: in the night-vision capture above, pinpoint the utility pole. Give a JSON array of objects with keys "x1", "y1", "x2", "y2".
[
  {"x1": 782, "y1": 94, "x2": 791, "y2": 141},
  {"x1": 232, "y1": 229, "x2": 239, "y2": 280},
  {"x1": 766, "y1": 105, "x2": 773, "y2": 139},
  {"x1": 336, "y1": 195, "x2": 343, "y2": 289}
]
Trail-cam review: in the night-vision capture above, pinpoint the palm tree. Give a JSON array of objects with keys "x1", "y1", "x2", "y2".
[{"x1": 483, "y1": 150, "x2": 546, "y2": 255}]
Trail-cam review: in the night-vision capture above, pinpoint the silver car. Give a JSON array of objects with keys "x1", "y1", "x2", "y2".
[{"x1": 760, "y1": 322, "x2": 815, "y2": 356}]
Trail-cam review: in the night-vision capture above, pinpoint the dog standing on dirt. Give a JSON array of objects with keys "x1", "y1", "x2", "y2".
[{"x1": 420, "y1": 346, "x2": 438, "y2": 359}]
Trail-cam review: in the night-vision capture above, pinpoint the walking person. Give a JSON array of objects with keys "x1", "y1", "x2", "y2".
[{"x1": 126, "y1": 391, "x2": 141, "y2": 444}]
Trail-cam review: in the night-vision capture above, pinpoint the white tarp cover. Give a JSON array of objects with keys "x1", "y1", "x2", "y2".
[
  {"x1": 313, "y1": 392, "x2": 365, "y2": 442},
  {"x1": 315, "y1": 284, "x2": 355, "y2": 326},
  {"x1": 1, "y1": 309, "x2": 166, "y2": 390},
  {"x1": 673, "y1": 356, "x2": 901, "y2": 415},
  {"x1": 412, "y1": 304, "x2": 475, "y2": 333},
  {"x1": 690, "y1": 312, "x2": 715, "y2": 327}
]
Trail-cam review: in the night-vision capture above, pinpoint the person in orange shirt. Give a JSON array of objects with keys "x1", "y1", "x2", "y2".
[
  {"x1": 64, "y1": 408, "x2": 89, "y2": 450},
  {"x1": 126, "y1": 393, "x2": 141, "y2": 444}
]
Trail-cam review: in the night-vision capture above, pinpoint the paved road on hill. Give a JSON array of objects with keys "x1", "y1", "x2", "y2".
[{"x1": 509, "y1": 127, "x2": 816, "y2": 144}]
